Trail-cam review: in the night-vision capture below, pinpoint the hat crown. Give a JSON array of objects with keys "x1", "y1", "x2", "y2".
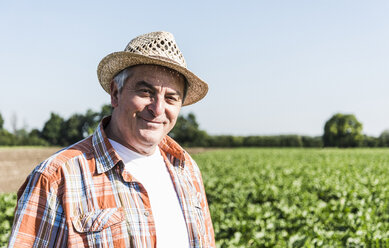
[{"x1": 124, "y1": 31, "x2": 187, "y2": 68}]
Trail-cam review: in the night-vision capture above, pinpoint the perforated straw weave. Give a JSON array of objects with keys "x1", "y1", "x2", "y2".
[{"x1": 97, "y1": 31, "x2": 208, "y2": 106}]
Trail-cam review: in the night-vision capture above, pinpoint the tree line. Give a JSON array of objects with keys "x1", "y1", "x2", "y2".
[
  {"x1": 0, "y1": 105, "x2": 112, "y2": 146},
  {"x1": 169, "y1": 113, "x2": 389, "y2": 148},
  {"x1": 0, "y1": 107, "x2": 388, "y2": 148}
]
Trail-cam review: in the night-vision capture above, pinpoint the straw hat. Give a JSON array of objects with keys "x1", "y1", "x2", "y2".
[{"x1": 97, "y1": 31, "x2": 208, "y2": 106}]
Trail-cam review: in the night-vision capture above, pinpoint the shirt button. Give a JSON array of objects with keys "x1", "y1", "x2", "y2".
[{"x1": 144, "y1": 211, "x2": 149, "y2": 217}]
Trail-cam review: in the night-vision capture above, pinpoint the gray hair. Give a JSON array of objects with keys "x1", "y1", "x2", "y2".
[
  {"x1": 113, "y1": 66, "x2": 188, "y2": 102},
  {"x1": 113, "y1": 67, "x2": 133, "y2": 92}
]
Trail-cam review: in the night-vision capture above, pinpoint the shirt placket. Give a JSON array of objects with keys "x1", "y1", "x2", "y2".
[
  {"x1": 114, "y1": 163, "x2": 157, "y2": 247},
  {"x1": 161, "y1": 154, "x2": 205, "y2": 247}
]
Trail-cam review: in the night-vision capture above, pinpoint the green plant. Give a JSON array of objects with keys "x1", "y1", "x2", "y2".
[
  {"x1": 2, "y1": 148, "x2": 389, "y2": 247},
  {"x1": 194, "y1": 148, "x2": 389, "y2": 247},
  {"x1": 0, "y1": 193, "x2": 16, "y2": 247}
]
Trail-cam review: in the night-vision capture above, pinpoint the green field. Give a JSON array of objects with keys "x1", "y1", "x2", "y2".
[
  {"x1": 2, "y1": 148, "x2": 389, "y2": 247},
  {"x1": 193, "y1": 148, "x2": 389, "y2": 247}
]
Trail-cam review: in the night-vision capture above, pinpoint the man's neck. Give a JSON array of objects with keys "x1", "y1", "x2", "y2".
[{"x1": 104, "y1": 122, "x2": 157, "y2": 156}]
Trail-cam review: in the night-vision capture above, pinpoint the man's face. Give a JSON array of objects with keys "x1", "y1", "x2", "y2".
[{"x1": 109, "y1": 65, "x2": 185, "y2": 154}]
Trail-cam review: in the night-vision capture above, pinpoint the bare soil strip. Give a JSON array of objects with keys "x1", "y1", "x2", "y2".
[
  {"x1": 0, "y1": 147, "x2": 60, "y2": 193},
  {"x1": 0, "y1": 147, "x2": 217, "y2": 193}
]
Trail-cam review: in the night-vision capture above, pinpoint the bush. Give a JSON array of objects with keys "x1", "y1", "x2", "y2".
[
  {"x1": 302, "y1": 136, "x2": 323, "y2": 147},
  {"x1": 0, "y1": 129, "x2": 48, "y2": 146},
  {"x1": 379, "y1": 130, "x2": 389, "y2": 147},
  {"x1": 241, "y1": 135, "x2": 304, "y2": 147},
  {"x1": 0, "y1": 130, "x2": 16, "y2": 146},
  {"x1": 208, "y1": 135, "x2": 244, "y2": 147},
  {"x1": 363, "y1": 135, "x2": 379, "y2": 147}
]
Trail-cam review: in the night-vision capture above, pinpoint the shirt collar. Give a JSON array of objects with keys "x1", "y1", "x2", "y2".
[
  {"x1": 92, "y1": 116, "x2": 187, "y2": 174},
  {"x1": 158, "y1": 135, "x2": 186, "y2": 164},
  {"x1": 92, "y1": 116, "x2": 121, "y2": 174}
]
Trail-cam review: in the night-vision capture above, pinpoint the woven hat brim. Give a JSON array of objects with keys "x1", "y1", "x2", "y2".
[{"x1": 97, "y1": 52, "x2": 208, "y2": 106}]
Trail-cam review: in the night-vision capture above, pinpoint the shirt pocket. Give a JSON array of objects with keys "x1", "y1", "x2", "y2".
[{"x1": 71, "y1": 207, "x2": 124, "y2": 233}]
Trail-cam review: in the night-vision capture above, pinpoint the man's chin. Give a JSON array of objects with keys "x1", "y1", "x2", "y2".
[{"x1": 138, "y1": 130, "x2": 165, "y2": 146}]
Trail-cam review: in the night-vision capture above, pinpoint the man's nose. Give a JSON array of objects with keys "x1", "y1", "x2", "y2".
[{"x1": 148, "y1": 95, "x2": 165, "y2": 117}]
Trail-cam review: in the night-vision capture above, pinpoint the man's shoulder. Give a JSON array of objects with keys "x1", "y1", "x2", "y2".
[
  {"x1": 33, "y1": 136, "x2": 95, "y2": 178},
  {"x1": 16, "y1": 136, "x2": 97, "y2": 199}
]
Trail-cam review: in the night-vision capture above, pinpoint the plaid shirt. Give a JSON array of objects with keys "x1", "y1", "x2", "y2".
[{"x1": 8, "y1": 117, "x2": 215, "y2": 247}]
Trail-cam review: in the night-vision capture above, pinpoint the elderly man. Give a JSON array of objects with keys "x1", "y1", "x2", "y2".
[{"x1": 8, "y1": 31, "x2": 215, "y2": 247}]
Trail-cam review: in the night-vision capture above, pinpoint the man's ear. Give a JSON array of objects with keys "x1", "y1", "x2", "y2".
[{"x1": 110, "y1": 81, "x2": 119, "y2": 108}]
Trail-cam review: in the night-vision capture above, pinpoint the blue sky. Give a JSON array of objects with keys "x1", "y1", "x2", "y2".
[{"x1": 1, "y1": 1, "x2": 389, "y2": 136}]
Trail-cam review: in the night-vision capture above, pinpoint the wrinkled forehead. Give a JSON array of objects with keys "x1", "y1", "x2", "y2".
[
  {"x1": 126, "y1": 64, "x2": 186, "y2": 90},
  {"x1": 132, "y1": 64, "x2": 184, "y2": 80}
]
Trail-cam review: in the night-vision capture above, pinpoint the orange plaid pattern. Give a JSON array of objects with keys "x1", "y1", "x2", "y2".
[{"x1": 8, "y1": 117, "x2": 215, "y2": 247}]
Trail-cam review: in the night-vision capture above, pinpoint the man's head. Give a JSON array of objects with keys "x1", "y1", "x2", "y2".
[
  {"x1": 98, "y1": 31, "x2": 208, "y2": 154},
  {"x1": 107, "y1": 64, "x2": 185, "y2": 154},
  {"x1": 97, "y1": 31, "x2": 208, "y2": 106}
]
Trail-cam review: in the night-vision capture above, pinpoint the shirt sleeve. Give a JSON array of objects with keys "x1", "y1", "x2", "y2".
[{"x1": 8, "y1": 171, "x2": 68, "y2": 248}]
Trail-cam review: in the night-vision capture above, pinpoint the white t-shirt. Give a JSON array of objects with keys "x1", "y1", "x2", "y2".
[{"x1": 109, "y1": 139, "x2": 190, "y2": 248}]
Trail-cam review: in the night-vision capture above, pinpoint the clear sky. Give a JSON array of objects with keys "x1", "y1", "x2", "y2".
[{"x1": 1, "y1": 1, "x2": 389, "y2": 137}]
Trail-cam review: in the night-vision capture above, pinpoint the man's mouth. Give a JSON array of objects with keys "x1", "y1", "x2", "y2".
[{"x1": 138, "y1": 116, "x2": 165, "y2": 126}]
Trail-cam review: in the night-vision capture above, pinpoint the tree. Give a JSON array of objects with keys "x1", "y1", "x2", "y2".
[
  {"x1": 40, "y1": 104, "x2": 112, "y2": 146},
  {"x1": 26, "y1": 129, "x2": 48, "y2": 146},
  {"x1": 379, "y1": 129, "x2": 389, "y2": 147},
  {"x1": 41, "y1": 113, "x2": 64, "y2": 146},
  {"x1": 10, "y1": 113, "x2": 17, "y2": 134},
  {"x1": 323, "y1": 113, "x2": 363, "y2": 147},
  {"x1": 0, "y1": 112, "x2": 3, "y2": 130},
  {"x1": 168, "y1": 113, "x2": 209, "y2": 147},
  {"x1": 83, "y1": 104, "x2": 112, "y2": 136},
  {"x1": 99, "y1": 104, "x2": 113, "y2": 119},
  {"x1": 0, "y1": 129, "x2": 15, "y2": 146},
  {"x1": 60, "y1": 114, "x2": 85, "y2": 145},
  {"x1": 81, "y1": 109, "x2": 99, "y2": 137}
]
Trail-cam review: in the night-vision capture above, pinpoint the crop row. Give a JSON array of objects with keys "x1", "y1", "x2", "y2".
[
  {"x1": 193, "y1": 148, "x2": 389, "y2": 247},
  {"x1": 1, "y1": 148, "x2": 389, "y2": 247}
]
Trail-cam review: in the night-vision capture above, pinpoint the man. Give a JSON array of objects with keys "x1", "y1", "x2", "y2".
[{"x1": 8, "y1": 31, "x2": 215, "y2": 247}]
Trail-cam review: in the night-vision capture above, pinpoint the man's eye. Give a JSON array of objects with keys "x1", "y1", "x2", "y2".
[
  {"x1": 166, "y1": 95, "x2": 180, "y2": 102},
  {"x1": 138, "y1": 89, "x2": 152, "y2": 95}
]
